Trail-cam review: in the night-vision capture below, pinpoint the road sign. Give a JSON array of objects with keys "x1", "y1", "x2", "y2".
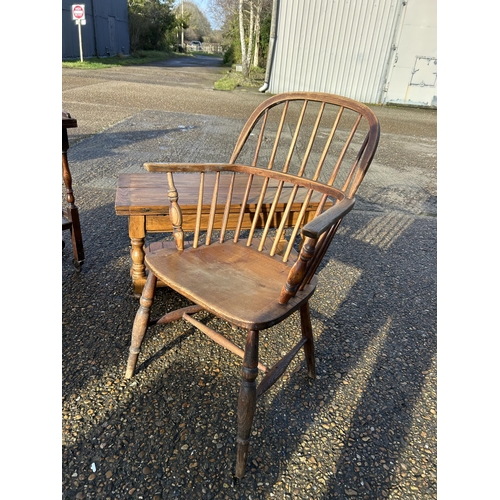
[
  {"x1": 72, "y1": 4, "x2": 86, "y2": 62},
  {"x1": 72, "y1": 4, "x2": 85, "y2": 21}
]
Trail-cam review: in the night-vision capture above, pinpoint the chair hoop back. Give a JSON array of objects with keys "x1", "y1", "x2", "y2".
[{"x1": 230, "y1": 92, "x2": 380, "y2": 198}]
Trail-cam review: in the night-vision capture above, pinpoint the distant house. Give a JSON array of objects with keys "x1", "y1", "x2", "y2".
[
  {"x1": 62, "y1": 0, "x2": 130, "y2": 59},
  {"x1": 265, "y1": 0, "x2": 436, "y2": 107}
]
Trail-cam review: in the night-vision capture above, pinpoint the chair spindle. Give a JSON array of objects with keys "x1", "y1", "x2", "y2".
[
  {"x1": 297, "y1": 101, "x2": 325, "y2": 178},
  {"x1": 193, "y1": 172, "x2": 204, "y2": 248},
  {"x1": 220, "y1": 172, "x2": 236, "y2": 243},
  {"x1": 234, "y1": 173, "x2": 254, "y2": 243},
  {"x1": 257, "y1": 180, "x2": 285, "y2": 252},
  {"x1": 267, "y1": 101, "x2": 289, "y2": 170},
  {"x1": 205, "y1": 171, "x2": 220, "y2": 245},
  {"x1": 282, "y1": 100, "x2": 308, "y2": 174},
  {"x1": 251, "y1": 109, "x2": 269, "y2": 167},
  {"x1": 314, "y1": 106, "x2": 344, "y2": 182}
]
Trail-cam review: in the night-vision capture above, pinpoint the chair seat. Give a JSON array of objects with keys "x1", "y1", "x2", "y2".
[{"x1": 146, "y1": 241, "x2": 317, "y2": 331}]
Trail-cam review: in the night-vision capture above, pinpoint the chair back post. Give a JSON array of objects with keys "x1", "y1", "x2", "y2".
[{"x1": 345, "y1": 127, "x2": 380, "y2": 198}]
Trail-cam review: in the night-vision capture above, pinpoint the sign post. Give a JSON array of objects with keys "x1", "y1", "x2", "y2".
[{"x1": 71, "y1": 4, "x2": 86, "y2": 62}]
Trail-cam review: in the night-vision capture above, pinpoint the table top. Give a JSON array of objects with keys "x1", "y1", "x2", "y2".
[
  {"x1": 115, "y1": 172, "x2": 328, "y2": 216},
  {"x1": 62, "y1": 110, "x2": 77, "y2": 129}
]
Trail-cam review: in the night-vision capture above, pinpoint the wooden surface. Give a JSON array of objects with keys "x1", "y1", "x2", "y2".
[
  {"x1": 146, "y1": 239, "x2": 317, "y2": 330},
  {"x1": 116, "y1": 172, "x2": 326, "y2": 218},
  {"x1": 115, "y1": 172, "x2": 330, "y2": 294}
]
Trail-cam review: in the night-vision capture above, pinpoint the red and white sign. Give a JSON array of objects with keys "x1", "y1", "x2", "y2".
[{"x1": 72, "y1": 4, "x2": 85, "y2": 21}]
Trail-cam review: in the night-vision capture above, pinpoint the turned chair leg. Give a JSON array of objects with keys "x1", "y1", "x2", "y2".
[
  {"x1": 125, "y1": 273, "x2": 157, "y2": 378},
  {"x1": 300, "y1": 302, "x2": 316, "y2": 379},
  {"x1": 235, "y1": 329, "x2": 259, "y2": 478}
]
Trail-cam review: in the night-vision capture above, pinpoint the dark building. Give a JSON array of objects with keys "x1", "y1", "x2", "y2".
[{"x1": 62, "y1": 0, "x2": 130, "y2": 59}]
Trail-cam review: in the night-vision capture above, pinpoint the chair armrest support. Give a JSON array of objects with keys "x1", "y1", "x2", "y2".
[
  {"x1": 279, "y1": 198, "x2": 354, "y2": 304},
  {"x1": 166, "y1": 172, "x2": 184, "y2": 250},
  {"x1": 301, "y1": 197, "x2": 355, "y2": 240}
]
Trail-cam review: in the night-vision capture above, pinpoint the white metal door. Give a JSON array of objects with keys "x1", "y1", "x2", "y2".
[{"x1": 382, "y1": 0, "x2": 437, "y2": 107}]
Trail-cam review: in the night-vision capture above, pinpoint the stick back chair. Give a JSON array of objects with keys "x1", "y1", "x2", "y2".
[{"x1": 124, "y1": 92, "x2": 380, "y2": 478}]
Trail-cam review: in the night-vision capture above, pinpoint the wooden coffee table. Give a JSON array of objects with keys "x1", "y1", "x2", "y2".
[{"x1": 115, "y1": 171, "x2": 329, "y2": 295}]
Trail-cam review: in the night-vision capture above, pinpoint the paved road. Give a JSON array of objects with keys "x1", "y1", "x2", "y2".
[
  {"x1": 62, "y1": 55, "x2": 437, "y2": 499},
  {"x1": 63, "y1": 55, "x2": 267, "y2": 144}
]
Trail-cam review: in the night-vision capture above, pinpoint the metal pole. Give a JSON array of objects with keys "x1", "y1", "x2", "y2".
[
  {"x1": 181, "y1": 0, "x2": 184, "y2": 47},
  {"x1": 259, "y1": 0, "x2": 278, "y2": 92},
  {"x1": 78, "y1": 20, "x2": 84, "y2": 62}
]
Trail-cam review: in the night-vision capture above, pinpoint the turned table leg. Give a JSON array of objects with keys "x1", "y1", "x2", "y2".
[
  {"x1": 62, "y1": 126, "x2": 84, "y2": 269},
  {"x1": 128, "y1": 216, "x2": 147, "y2": 296}
]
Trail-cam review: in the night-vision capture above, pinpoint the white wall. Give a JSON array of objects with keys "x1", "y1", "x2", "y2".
[{"x1": 268, "y1": 0, "x2": 437, "y2": 107}]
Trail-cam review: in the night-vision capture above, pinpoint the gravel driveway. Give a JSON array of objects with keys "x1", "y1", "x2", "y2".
[{"x1": 62, "y1": 55, "x2": 436, "y2": 499}]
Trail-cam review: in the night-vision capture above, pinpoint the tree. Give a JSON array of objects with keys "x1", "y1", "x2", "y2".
[
  {"x1": 210, "y1": 0, "x2": 272, "y2": 76},
  {"x1": 238, "y1": 0, "x2": 252, "y2": 77},
  {"x1": 128, "y1": 0, "x2": 177, "y2": 52},
  {"x1": 209, "y1": 0, "x2": 238, "y2": 32},
  {"x1": 252, "y1": 0, "x2": 263, "y2": 66},
  {"x1": 175, "y1": 1, "x2": 213, "y2": 42}
]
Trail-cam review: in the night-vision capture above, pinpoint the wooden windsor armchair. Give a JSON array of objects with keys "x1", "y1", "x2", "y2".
[{"x1": 124, "y1": 92, "x2": 380, "y2": 478}]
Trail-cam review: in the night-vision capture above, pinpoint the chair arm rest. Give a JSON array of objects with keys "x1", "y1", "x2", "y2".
[{"x1": 301, "y1": 198, "x2": 355, "y2": 239}]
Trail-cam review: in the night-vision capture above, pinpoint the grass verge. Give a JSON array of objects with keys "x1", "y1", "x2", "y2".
[
  {"x1": 62, "y1": 50, "x2": 221, "y2": 69},
  {"x1": 214, "y1": 66, "x2": 265, "y2": 91}
]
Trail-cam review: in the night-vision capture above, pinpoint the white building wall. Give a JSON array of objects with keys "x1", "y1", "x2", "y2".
[{"x1": 268, "y1": 0, "x2": 436, "y2": 107}]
